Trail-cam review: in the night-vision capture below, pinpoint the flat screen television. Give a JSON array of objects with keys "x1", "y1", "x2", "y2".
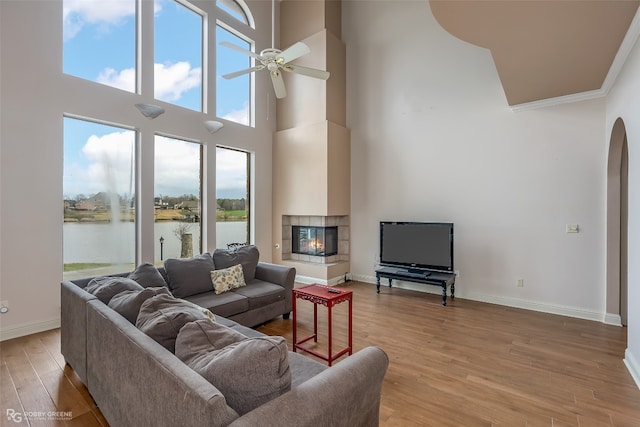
[{"x1": 379, "y1": 221, "x2": 454, "y2": 273}]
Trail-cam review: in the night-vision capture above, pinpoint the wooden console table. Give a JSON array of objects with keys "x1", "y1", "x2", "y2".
[
  {"x1": 292, "y1": 284, "x2": 353, "y2": 366},
  {"x1": 375, "y1": 267, "x2": 455, "y2": 306}
]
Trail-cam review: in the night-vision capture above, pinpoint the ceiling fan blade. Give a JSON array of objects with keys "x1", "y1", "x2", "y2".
[
  {"x1": 284, "y1": 64, "x2": 330, "y2": 80},
  {"x1": 219, "y1": 41, "x2": 260, "y2": 59},
  {"x1": 277, "y1": 42, "x2": 311, "y2": 65},
  {"x1": 270, "y1": 70, "x2": 287, "y2": 99},
  {"x1": 222, "y1": 65, "x2": 264, "y2": 79}
]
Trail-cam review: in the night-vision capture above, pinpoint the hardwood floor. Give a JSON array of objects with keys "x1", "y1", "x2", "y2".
[{"x1": 2, "y1": 281, "x2": 640, "y2": 426}]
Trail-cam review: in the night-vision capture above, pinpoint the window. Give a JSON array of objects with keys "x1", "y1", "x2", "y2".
[
  {"x1": 155, "y1": 137, "x2": 203, "y2": 262},
  {"x1": 61, "y1": 0, "x2": 258, "y2": 270},
  {"x1": 63, "y1": 0, "x2": 136, "y2": 92},
  {"x1": 216, "y1": 25, "x2": 251, "y2": 125},
  {"x1": 155, "y1": 0, "x2": 203, "y2": 111},
  {"x1": 216, "y1": 0, "x2": 249, "y2": 24},
  {"x1": 63, "y1": 118, "x2": 136, "y2": 279},
  {"x1": 216, "y1": 147, "x2": 250, "y2": 248}
]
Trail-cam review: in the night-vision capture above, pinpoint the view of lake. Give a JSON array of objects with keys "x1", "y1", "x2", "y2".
[{"x1": 63, "y1": 221, "x2": 247, "y2": 263}]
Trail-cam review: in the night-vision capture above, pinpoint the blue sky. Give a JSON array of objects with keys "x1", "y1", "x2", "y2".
[{"x1": 63, "y1": 0, "x2": 250, "y2": 200}]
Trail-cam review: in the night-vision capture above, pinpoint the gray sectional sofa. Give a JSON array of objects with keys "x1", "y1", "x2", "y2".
[{"x1": 61, "y1": 247, "x2": 389, "y2": 426}]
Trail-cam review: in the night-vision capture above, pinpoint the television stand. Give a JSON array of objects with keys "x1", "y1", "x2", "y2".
[{"x1": 375, "y1": 267, "x2": 455, "y2": 306}]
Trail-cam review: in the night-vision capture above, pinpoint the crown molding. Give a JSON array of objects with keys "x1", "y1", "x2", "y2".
[{"x1": 510, "y1": 6, "x2": 640, "y2": 112}]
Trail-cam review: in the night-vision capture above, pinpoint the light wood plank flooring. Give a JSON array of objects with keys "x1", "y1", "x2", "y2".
[{"x1": 2, "y1": 281, "x2": 640, "y2": 426}]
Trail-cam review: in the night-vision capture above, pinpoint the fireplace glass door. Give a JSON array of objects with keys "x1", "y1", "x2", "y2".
[{"x1": 292, "y1": 226, "x2": 338, "y2": 256}]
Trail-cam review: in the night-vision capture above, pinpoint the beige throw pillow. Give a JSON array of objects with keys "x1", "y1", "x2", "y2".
[{"x1": 210, "y1": 264, "x2": 246, "y2": 295}]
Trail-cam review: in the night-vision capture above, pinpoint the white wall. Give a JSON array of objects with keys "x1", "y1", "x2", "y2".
[
  {"x1": 606, "y1": 29, "x2": 640, "y2": 385},
  {"x1": 0, "y1": 0, "x2": 276, "y2": 340},
  {"x1": 343, "y1": 0, "x2": 608, "y2": 319}
]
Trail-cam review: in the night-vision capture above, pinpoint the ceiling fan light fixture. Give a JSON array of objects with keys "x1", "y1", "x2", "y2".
[
  {"x1": 204, "y1": 120, "x2": 224, "y2": 133},
  {"x1": 135, "y1": 103, "x2": 165, "y2": 119}
]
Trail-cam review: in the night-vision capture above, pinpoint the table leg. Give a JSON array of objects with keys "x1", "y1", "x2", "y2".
[
  {"x1": 292, "y1": 295, "x2": 297, "y2": 352},
  {"x1": 376, "y1": 276, "x2": 380, "y2": 293},
  {"x1": 451, "y1": 280, "x2": 455, "y2": 299},
  {"x1": 328, "y1": 302, "x2": 333, "y2": 366},
  {"x1": 442, "y1": 284, "x2": 447, "y2": 306},
  {"x1": 348, "y1": 297, "x2": 353, "y2": 355},
  {"x1": 313, "y1": 302, "x2": 318, "y2": 342}
]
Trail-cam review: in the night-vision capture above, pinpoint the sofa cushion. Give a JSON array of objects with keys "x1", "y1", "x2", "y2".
[
  {"x1": 210, "y1": 264, "x2": 246, "y2": 295},
  {"x1": 212, "y1": 245, "x2": 259, "y2": 281},
  {"x1": 175, "y1": 319, "x2": 291, "y2": 415},
  {"x1": 136, "y1": 294, "x2": 215, "y2": 353},
  {"x1": 232, "y1": 280, "x2": 286, "y2": 310},
  {"x1": 108, "y1": 287, "x2": 172, "y2": 324},
  {"x1": 85, "y1": 276, "x2": 144, "y2": 304},
  {"x1": 128, "y1": 263, "x2": 168, "y2": 288},
  {"x1": 164, "y1": 253, "x2": 215, "y2": 298},
  {"x1": 184, "y1": 291, "x2": 249, "y2": 318}
]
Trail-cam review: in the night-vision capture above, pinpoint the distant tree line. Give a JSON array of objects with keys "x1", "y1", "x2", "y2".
[{"x1": 217, "y1": 198, "x2": 246, "y2": 211}]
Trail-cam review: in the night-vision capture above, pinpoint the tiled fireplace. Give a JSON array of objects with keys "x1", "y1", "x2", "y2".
[{"x1": 282, "y1": 215, "x2": 349, "y2": 264}]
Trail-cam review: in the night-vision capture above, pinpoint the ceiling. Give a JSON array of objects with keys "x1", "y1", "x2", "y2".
[{"x1": 429, "y1": 0, "x2": 640, "y2": 108}]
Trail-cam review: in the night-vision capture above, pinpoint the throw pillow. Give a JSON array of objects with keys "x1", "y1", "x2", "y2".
[
  {"x1": 175, "y1": 320, "x2": 291, "y2": 415},
  {"x1": 85, "y1": 276, "x2": 144, "y2": 304},
  {"x1": 210, "y1": 264, "x2": 246, "y2": 295},
  {"x1": 164, "y1": 253, "x2": 215, "y2": 298},
  {"x1": 128, "y1": 263, "x2": 168, "y2": 288},
  {"x1": 108, "y1": 287, "x2": 172, "y2": 324},
  {"x1": 136, "y1": 294, "x2": 215, "y2": 353},
  {"x1": 212, "y1": 245, "x2": 259, "y2": 281}
]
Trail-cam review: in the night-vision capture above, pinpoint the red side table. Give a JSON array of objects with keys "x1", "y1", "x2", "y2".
[{"x1": 292, "y1": 284, "x2": 353, "y2": 366}]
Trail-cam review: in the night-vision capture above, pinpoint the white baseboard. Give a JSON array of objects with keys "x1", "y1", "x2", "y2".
[
  {"x1": 295, "y1": 274, "x2": 346, "y2": 287},
  {"x1": 1, "y1": 317, "x2": 61, "y2": 342},
  {"x1": 353, "y1": 274, "x2": 610, "y2": 324},
  {"x1": 624, "y1": 349, "x2": 640, "y2": 390},
  {"x1": 603, "y1": 313, "x2": 623, "y2": 327}
]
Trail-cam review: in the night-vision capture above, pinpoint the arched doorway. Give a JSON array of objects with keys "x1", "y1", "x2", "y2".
[{"x1": 606, "y1": 118, "x2": 628, "y2": 326}]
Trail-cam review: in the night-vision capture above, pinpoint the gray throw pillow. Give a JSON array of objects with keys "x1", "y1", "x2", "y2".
[
  {"x1": 128, "y1": 263, "x2": 168, "y2": 288},
  {"x1": 85, "y1": 276, "x2": 144, "y2": 304},
  {"x1": 175, "y1": 319, "x2": 291, "y2": 415},
  {"x1": 136, "y1": 294, "x2": 214, "y2": 353},
  {"x1": 212, "y1": 245, "x2": 259, "y2": 281},
  {"x1": 108, "y1": 287, "x2": 172, "y2": 324},
  {"x1": 164, "y1": 253, "x2": 215, "y2": 298}
]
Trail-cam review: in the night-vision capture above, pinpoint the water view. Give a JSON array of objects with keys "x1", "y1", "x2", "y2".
[{"x1": 63, "y1": 221, "x2": 247, "y2": 264}]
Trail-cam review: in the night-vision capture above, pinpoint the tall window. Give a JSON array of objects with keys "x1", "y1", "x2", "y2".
[
  {"x1": 63, "y1": 0, "x2": 136, "y2": 92},
  {"x1": 63, "y1": 118, "x2": 136, "y2": 279},
  {"x1": 216, "y1": 25, "x2": 251, "y2": 125},
  {"x1": 155, "y1": 137, "x2": 203, "y2": 262},
  {"x1": 155, "y1": 0, "x2": 203, "y2": 111},
  {"x1": 216, "y1": 147, "x2": 250, "y2": 248}
]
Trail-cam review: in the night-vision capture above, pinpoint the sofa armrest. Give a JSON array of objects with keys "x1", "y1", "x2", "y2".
[
  {"x1": 60, "y1": 280, "x2": 98, "y2": 384},
  {"x1": 255, "y1": 262, "x2": 296, "y2": 313},
  {"x1": 229, "y1": 346, "x2": 389, "y2": 427}
]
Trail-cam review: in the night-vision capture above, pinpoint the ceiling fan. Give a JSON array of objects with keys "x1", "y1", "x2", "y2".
[{"x1": 219, "y1": 0, "x2": 330, "y2": 99}]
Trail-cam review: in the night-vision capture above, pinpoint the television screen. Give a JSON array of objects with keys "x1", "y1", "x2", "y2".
[{"x1": 380, "y1": 222, "x2": 454, "y2": 272}]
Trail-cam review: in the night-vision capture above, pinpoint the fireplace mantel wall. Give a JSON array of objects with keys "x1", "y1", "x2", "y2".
[{"x1": 272, "y1": 0, "x2": 350, "y2": 284}]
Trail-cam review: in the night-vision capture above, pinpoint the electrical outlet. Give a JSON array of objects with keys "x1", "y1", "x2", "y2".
[
  {"x1": 0, "y1": 300, "x2": 8, "y2": 314},
  {"x1": 517, "y1": 279, "x2": 524, "y2": 288}
]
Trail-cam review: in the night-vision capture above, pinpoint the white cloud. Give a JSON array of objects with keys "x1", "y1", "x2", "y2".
[
  {"x1": 66, "y1": 133, "x2": 246, "y2": 200},
  {"x1": 155, "y1": 137, "x2": 201, "y2": 196},
  {"x1": 216, "y1": 147, "x2": 248, "y2": 198},
  {"x1": 95, "y1": 61, "x2": 201, "y2": 99},
  {"x1": 81, "y1": 130, "x2": 136, "y2": 196},
  {"x1": 63, "y1": 0, "x2": 136, "y2": 41},
  {"x1": 154, "y1": 62, "x2": 202, "y2": 102},
  {"x1": 222, "y1": 102, "x2": 250, "y2": 126},
  {"x1": 96, "y1": 67, "x2": 135, "y2": 92}
]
